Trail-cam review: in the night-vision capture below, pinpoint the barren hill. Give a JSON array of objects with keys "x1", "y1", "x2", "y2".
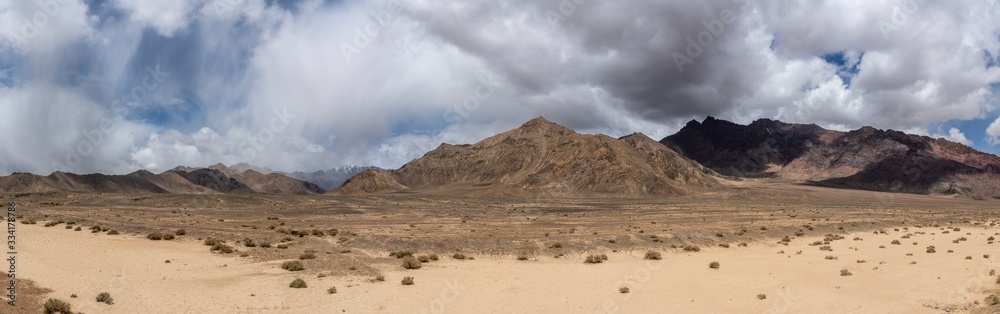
[
  {"x1": 333, "y1": 117, "x2": 720, "y2": 196},
  {"x1": 662, "y1": 117, "x2": 1000, "y2": 199},
  {"x1": 233, "y1": 170, "x2": 325, "y2": 195}
]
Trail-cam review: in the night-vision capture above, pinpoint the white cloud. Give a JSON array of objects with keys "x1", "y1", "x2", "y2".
[
  {"x1": 987, "y1": 117, "x2": 1000, "y2": 146},
  {"x1": 113, "y1": 0, "x2": 200, "y2": 37},
  {"x1": 934, "y1": 127, "x2": 973, "y2": 146}
]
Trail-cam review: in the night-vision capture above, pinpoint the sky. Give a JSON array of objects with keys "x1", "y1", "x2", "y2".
[{"x1": 1, "y1": 0, "x2": 1000, "y2": 175}]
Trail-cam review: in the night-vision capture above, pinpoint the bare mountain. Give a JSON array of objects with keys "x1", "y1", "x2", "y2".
[
  {"x1": 333, "y1": 117, "x2": 720, "y2": 196},
  {"x1": 284, "y1": 166, "x2": 380, "y2": 191},
  {"x1": 166, "y1": 169, "x2": 256, "y2": 193},
  {"x1": 0, "y1": 170, "x2": 214, "y2": 194},
  {"x1": 661, "y1": 117, "x2": 1000, "y2": 199},
  {"x1": 233, "y1": 170, "x2": 325, "y2": 195}
]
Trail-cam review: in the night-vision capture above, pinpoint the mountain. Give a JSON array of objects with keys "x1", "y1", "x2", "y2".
[
  {"x1": 661, "y1": 117, "x2": 1000, "y2": 199},
  {"x1": 0, "y1": 170, "x2": 214, "y2": 194},
  {"x1": 284, "y1": 166, "x2": 380, "y2": 191},
  {"x1": 333, "y1": 117, "x2": 720, "y2": 196},
  {"x1": 233, "y1": 170, "x2": 325, "y2": 194},
  {"x1": 163, "y1": 169, "x2": 257, "y2": 193}
]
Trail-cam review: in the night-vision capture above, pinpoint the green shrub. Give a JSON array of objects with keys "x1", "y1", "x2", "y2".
[
  {"x1": 402, "y1": 256, "x2": 422, "y2": 269},
  {"x1": 289, "y1": 278, "x2": 307, "y2": 288},
  {"x1": 282, "y1": 260, "x2": 305, "y2": 271},
  {"x1": 401, "y1": 276, "x2": 414, "y2": 285},
  {"x1": 644, "y1": 251, "x2": 662, "y2": 260},
  {"x1": 96, "y1": 292, "x2": 113, "y2": 304}
]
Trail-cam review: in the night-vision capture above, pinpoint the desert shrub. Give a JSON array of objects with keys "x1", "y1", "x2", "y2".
[
  {"x1": 429, "y1": 254, "x2": 439, "y2": 261},
  {"x1": 327, "y1": 286, "x2": 337, "y2": 294},
  {"x1": 840, "y1": 269, "x2": 852, "y2": 276},
  {"x1": 825, "y1": 255, "x2": 837, "y2": 260},
  {"x1": 243, "y1": 238, "x2": 256, "y2": 247},
  {"x1": 375, "y1": 275, "x2": 385, "y2": 282},
  {"x1": 926, "y1": 246, "x2": 936, "y2": 253},
  {"x1": 327, "y1": 229, "x2": 339, "y2": 236},
  {"x1": 401, "y1": 276, "x2": 414, "y2": 285},
  {"x1": 389, "y1": 251, "x2": 414, "y2": 258},
  {"x1": 146, "y1": 232, "x2": 163, "y2": 240},
  {"x1": 277, "y1": 244, "x2": 289, "y2": 249},
  {"x1": 418, "y1": 255, "x2": 432, "y2": 263},
  {"x1": 96, "y1": 292, "x2": 113, "y2": 304},
  {"x1": 452, "y1": 253, "x2": 467, "y2": 260},
  {"x1": 175, "y1": 229, "x2": 186, "y2": 235},
  {"x1": 106, "y1": 230, "x2": 118, "y2": 235},
  {"x1": 44, "y1": 298, "x2": 72, "y2": 314},
  {"x1": 716, "y1": 232, "x2": 725, "y2": 237},
  {"x1": 819, "y1": 246, "x2": 832, "y2": 251},
  {"x1": 965, "y1": 256, "x2": 973, "y2": 260},
  {"x1": 162, "y1": 234, "x2": 175, "y2": 240},
  {"x1": 549, "y1": 242, "x2": 563, "y2": 249},
  {"x1": 211, "y1": 243, "x2": 234, "y2": 253},
  {"x1": 619, "y1": 287, "x2": 630, "y2": 293},
  {"x1": 709, "y1": 261, "x2": 720, "y2": 269},
  {"x1": 891, "y1": 240, "x2": 901, "y2": 245},
  {"x1": 299, "y1": 252, "x2": 316, "y2": 260},
  {"x1": 584, "y1": 254, "x2": 608, "y2": 264},
  {"x1": 683, "y1": 245, "x2": 700, "y2": 252},
  {"x1": 402, "y1": 256, "x2": 422, "y2": 269},
  {"x1": 719, "y1": 243, "x2": 730, "y2": 248},
  {"x1": 74, "y1": 226, "x2": 82, "y2": 231},
  {"x1": 644, "y1": 251, "x2": 662, "y2": 260},
  {"x1": 757, "y1": 294, "x2": 767, "y2": 300},
  {"x1": 204, "y1": 238, "x2": 220, "y2": 246},
  {"x1": 289, "y1": 278, "x2": 307, "y2": 288},
  {"x1": 259, "y1": 241, "x2": 272, "y2": 248},
  {"x1": 985, "y1": 294, "x2": 999, "y2": 306},
  {"x1": 282, "y1": 260, "x2": 305, "y2": 271}
]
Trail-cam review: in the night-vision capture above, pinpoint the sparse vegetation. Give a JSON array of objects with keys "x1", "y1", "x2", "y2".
[
  {"x1": 709, "y1": 261, "x2": 720, "y2": 269},
  {"x1": 402, "y1": 256, "x2": 422, "y2": 269},
  {"x1": 644, "y1": 251, "x2": 662, "y2": 260},
  {"x1": 840, "y1": 269, "x2": 852, "y2": 276},
  {"x1": 282, "y1": 260, "x2": 305, "y2": 271},
  {"x1": 619, "y1": 287, "x2": 630, "y2": 293},
  {"x1": 584, "y1": 254, "x2": 609, "y2": 264},
  {"x1": 146, "y1": 232, "x2": 164, "y2": 240},
  {"x1": 289, "y1": 278, "x2": 307, "y2": 288},
  {"x1": 299, "y1": 252, "x2": 316, "y2": 260},
  {"x1": 757, "y1": 294, "x2": 767, "y2": 300},
  {"x1": 389, "y1": 251, "x2": 414, "y2": 258},
  {"x1": 402, "y1": 276, "x2": 415, "y2": 285},
  {"x1": 44, "y1": 298, "x2": 72, "y2": 314},
  {"x1": 327, "y1": 286, "x2": 337, "y2": 294},
  {"x1": 926, "y1": 246, "x2": 936, "y2": 253},
  {"x1": 452, "y1": 253, "x2": 467, "y2": 260},
  {"x1": 175, "y1": 229, "x2": 186, "y2": 235},
  {"x1": 683, "y1": 245, "x2": 700, "y2": 252},
  {"x1": 96, "y1": 292, "x2": 113, "y2": 305}
]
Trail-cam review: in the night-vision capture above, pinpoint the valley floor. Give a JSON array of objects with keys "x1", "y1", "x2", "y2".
[{"x1": 13, "y1": 221, "x2": 1000, "y2": 313}]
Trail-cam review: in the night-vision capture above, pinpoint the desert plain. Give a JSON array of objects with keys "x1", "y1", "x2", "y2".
[{"x1": 4, "y1": 178, "x2": 1000, "y2": 313}]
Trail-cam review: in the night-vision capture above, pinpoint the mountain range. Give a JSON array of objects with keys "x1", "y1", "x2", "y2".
[
  {"x1": 0, "y1": 163, "x2": 373, "y2": 195},
  {"x1": 661, "y1": 117, "x2": 1000, "y2": 199},
  {"x1": 3, "y1": 116, "x2": 998, "y2": 199}
]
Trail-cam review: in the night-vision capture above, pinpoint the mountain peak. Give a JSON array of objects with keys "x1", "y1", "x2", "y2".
[{"x1": 515, "y1": 116, "x2": 574, "y2": 135}]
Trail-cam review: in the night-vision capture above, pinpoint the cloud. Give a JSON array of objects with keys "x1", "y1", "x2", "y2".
[
  {"x1": 934, "y1": 127, "x2": 973, "y2": 146},
  {"x1": 112, "y1": 0, "x2": 200, "y2": 37},
  {"x1": 2, "y1": 0, "x2": 1000, "y2": 174},
  {"x1": 988, "y1": 117, "x2": 1000, "y2": 146}
]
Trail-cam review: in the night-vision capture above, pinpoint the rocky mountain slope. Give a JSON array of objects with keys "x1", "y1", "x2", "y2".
[
  {"x1": 661, "y1": 117, "x2": 1000, "y2": 199},
  {"x1": 333, "y1": 117, "x2": 720, "y2": 196}
]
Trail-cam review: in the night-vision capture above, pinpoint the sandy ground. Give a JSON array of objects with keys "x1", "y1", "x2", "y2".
[{"x1": 15, "y1": 222, "x2": 1000, "y2": 313}]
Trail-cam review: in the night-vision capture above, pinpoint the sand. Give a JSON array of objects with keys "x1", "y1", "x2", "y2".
[{"x1": 16, "y1": 223, "x2": 1000, "y2": 313}]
